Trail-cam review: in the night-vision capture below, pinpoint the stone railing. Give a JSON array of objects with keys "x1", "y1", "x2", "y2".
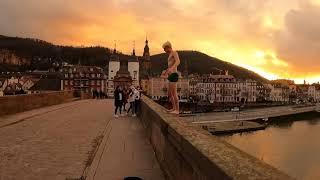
[
  {"x1": 0, "y1": 91, "x2": 78, "y2": 117},
  {"x1": 139, "y1": 95, "x2": 293, "y2": 180}
]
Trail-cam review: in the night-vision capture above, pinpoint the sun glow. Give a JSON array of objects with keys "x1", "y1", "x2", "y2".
[
  {"x1": 255, "y1": 51, "x2": 265, "y2": 59},
  {"x1": 2, "y1": 0, "x2": 320, "y2": 83}
]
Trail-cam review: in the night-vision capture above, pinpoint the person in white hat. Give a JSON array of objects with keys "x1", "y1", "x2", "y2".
[{"x1": 161, "y1": 41, "x2": 180, "y2": 115}]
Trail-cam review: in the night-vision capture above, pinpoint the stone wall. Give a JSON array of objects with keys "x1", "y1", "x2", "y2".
[
  {"x1": 139, "y1": 96, "x2": 293, "y2": 180},
  {"x1": 0, "y1": 91, "x2": 76, "y2": 116}
]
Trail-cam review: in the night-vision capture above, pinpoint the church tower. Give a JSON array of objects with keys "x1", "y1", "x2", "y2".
[
  {"x1": 140, "y1": 37, "x2": 151, "y2": 78},
  {"x1": 128, "y1": 41, "x2": 139, "y2": 87},
  {"x1": 143, "y1": 38, "x2": 150, "y2": 61}
]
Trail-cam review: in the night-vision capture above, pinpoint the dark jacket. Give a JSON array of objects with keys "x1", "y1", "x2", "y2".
[{"x1": 114, "y1": 90, "x2": 123, "y2": 106}]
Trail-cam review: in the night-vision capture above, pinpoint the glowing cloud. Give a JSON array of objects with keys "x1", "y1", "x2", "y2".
[{"x1": 0, "y1": 0, "x2": 319, "y2": 83}]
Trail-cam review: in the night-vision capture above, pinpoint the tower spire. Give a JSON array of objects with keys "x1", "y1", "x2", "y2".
[
  {"x1": 143, "y1": 37, "x2": 150, "y2": 60},
  {"x1": 132, "y1": 40, "x2": 136, "y2": 56},
  {"x1": 113, "y1": 40, "x2": 117, "y2": 54}
]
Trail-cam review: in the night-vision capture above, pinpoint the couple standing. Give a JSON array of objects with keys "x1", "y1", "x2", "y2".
[{"x1": 114, "y1": 86, "x2": 140, "y2": 118}]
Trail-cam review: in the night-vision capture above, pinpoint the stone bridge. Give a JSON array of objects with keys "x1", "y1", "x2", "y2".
[{"x1": 0, "y1": 91, "x2": 293, "y2": 180}]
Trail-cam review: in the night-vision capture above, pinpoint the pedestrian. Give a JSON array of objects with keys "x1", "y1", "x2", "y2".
[
  {"x1": 161, "y1": 41, "x2": 180, "y2": 115},
  {"x1": 114, "y1": 86, "x2": 123, "y2": 118},
  {"x1": 127, "y1": 86, "x2": 136, "y2": 117},
  {"x1": 98, "y1": 90, "x2": 102, "y2": 99},
  {"x1": 92, "y1": 89, "x2": 96, "y2": 99},
  {"x1": 134, "y1": 86, "x2": 141, "y2": 115},
  {"x1": 122, "y1": 87, "x2": 129, "y2": 113}
]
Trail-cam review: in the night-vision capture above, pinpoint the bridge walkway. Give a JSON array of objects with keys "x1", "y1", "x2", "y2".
[{"x1": 0, "y1": 99, "x2": 163, "y2": 180}]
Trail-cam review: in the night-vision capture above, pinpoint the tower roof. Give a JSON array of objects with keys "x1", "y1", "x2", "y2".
[
  {"x1": 143, "y1": 37, "x2": 150, "y2": 56},
  {"x1": 132, "y1": 40, "x2": 136, "y2": 56},
  {"x1": 110, "y1": 48, "x2": 119, "y2": 61}
]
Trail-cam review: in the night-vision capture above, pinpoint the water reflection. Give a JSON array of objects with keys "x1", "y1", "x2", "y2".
[{"x1": 220, "y1": 113, "x2": 320, "y2": 180}]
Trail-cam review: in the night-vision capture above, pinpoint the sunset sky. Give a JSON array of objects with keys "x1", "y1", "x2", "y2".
[{"x1": 0, "y1": 0, "x2": 320, "y2": 83}]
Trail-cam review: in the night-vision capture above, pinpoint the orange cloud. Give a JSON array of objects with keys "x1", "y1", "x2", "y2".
[{"x1": 0, "y1": 0, "x2": 319, "y2": 83}]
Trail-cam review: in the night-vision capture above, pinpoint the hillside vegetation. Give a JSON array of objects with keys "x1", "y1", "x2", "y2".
[
  {"x1": 0, "y1": 35, "x2": 268, "y2": 82},
  {"x1": 151, "y1": 51, "x2": 268, "y2": 82}
]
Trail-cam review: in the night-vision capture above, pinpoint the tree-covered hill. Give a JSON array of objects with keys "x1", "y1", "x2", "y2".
[
  {"x1": 0, "y1": 35, "x2": 132, "y2": 71},
  {"x1": 150, "y1": 51, "x2": 268, "y2": 82},
  {"x1": 0, "y1": 35, "x2": 268, "y2": 82}
]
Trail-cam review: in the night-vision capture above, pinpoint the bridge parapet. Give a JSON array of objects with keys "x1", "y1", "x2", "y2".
[
  {"x1": 139, "y1": 95, "x2": 293, "y2": 180},
  {"x1": 0, "y1": 91, "x2": 79, "y2": 117}
]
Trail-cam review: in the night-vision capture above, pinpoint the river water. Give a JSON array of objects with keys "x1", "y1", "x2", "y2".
[{"x1": 220, "y1": 113, "x2": 320, "y2": 180}]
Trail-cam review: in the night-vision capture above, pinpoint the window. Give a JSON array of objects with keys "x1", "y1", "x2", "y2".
[
  {"x1": 97, "y1": 81, "x2": 101, "y2": 85},
  {"x1": 65, "y1": 74, "x2": 68, "y2": 78},
  {"x1": 65, "y1": 80, "x2": 69, "y2": 85},
  {"x1": 70, "y1": 81, "x2": 73, "y2": 85}
]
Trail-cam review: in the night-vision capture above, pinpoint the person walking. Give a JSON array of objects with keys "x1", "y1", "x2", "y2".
[
  {"x1": 127, "y1": 86, "x2": 136, "y2": 117},
  {"x1": 122, "y1": 87, "x2": 128, "y2": 113},
  {"x1": 114, "y1": 86, "x2": 123, "y2": 118},
  {"x1": 134, "y1": 86, "x2": 141, "y2": 115},
  {"x1": 161, "y1": 41, "x2": 180, "y2": 115}
]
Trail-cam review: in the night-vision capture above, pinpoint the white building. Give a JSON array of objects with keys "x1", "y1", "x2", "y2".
[
  {"x1": 128, "y1": 60, "x2": 139, "y2": 87},
  {"x1": 308, "y1": 85, "x2": 316, "y2": 101},
  {"x1": 189, "y1": 74, "x2": 201, "y2": 96},
  {"x1": 196, "y1": 74, "x2": 238, "y2": 103},
  {"x1": 107, "y1": 58, "x2": 120, "y2": 97},
  {"x1": 108, "y1": 61, "x2": 120, "y2": 82},
  {"x1": 188, "y1": 73, "x2": 258, "y2": 104},
  {"x1": 107, "y1": 49, "x2": 139, "y2": 97},
  {"x1": 316, "y1": 87, "x2": 320, "y2": 102},
  {"x1": 268, "y1": 83, "x2": 290, "y2": 102},
  {"x1": 147, "y1": 75, "x2": 190, "y2": 100},
  {"x1": 269, "y1": 84, "x2": 283, "y2": 102},
  {"x1": 236, "y1": 80, "x2": 257, "y2": 103}
]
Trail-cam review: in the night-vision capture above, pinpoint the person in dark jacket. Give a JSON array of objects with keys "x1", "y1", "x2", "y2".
[
  {"x1": 114, "y1": 86, "x2": 124, "y2": 118},
  {"x1": 122, "y1": 87, "x2": 128, "y2": 113}
]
